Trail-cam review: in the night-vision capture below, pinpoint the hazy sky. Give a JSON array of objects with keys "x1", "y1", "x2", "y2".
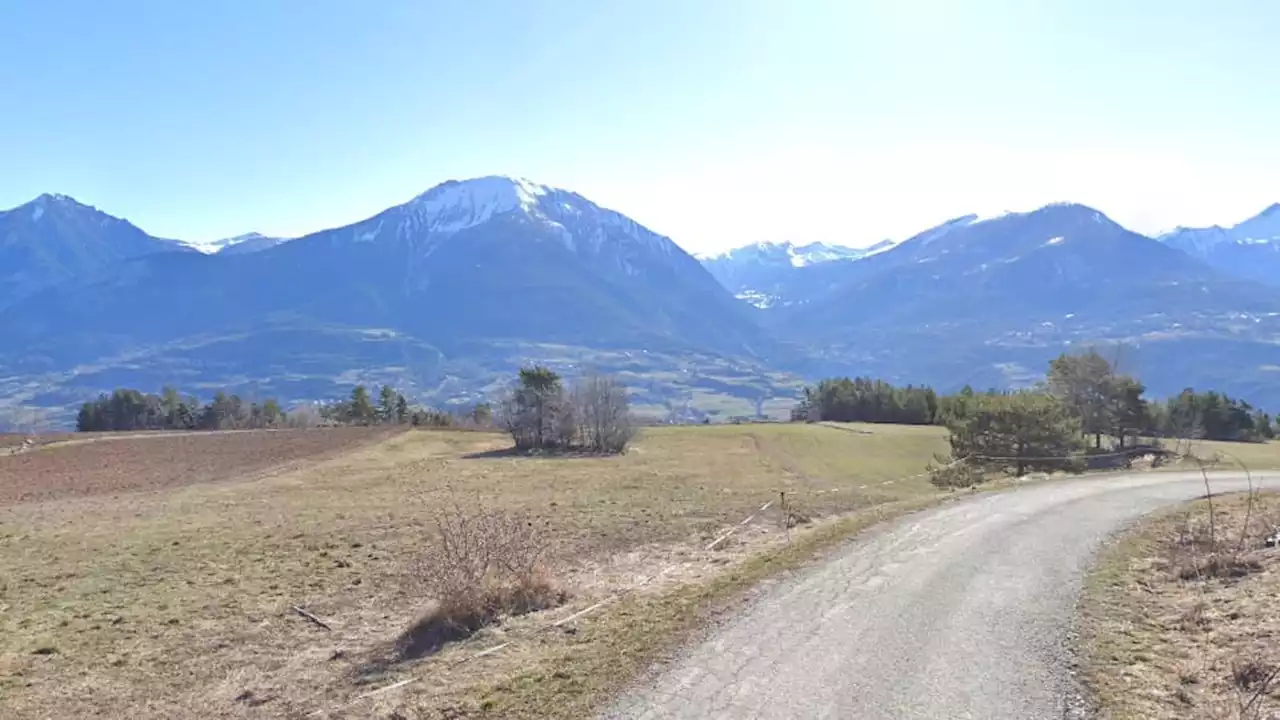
[{"x1": 2, "y1": 1, "x2": 1278, "y2": 253}]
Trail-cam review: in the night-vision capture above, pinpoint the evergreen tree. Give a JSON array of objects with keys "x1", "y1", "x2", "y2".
[
  {"x1": 947, "y1": 392, "x2": 1084, "y2": 476},
  {"x1": 378, "y1": 385, "x2": 397, "y2": 424},
  {"x1": 1047, "y1": 349, "x2": 1116, "y2": 449},
  {"x1": 349, "y1": 385, "x2": 375, "y2": 425}
]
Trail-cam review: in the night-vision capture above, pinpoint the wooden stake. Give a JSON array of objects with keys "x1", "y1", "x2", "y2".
[{"x1": 292, "y1": 605, "x2": 333, "y2": 631}]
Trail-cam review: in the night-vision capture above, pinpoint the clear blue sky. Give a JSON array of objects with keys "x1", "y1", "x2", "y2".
[{"x1": 3, "y1": 1, "x2": 1278, "y2": 252}]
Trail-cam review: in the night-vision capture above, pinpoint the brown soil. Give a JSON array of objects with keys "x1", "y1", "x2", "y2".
[{"x1": 0, "y1": 427, "x2": 396, "y2": 506}]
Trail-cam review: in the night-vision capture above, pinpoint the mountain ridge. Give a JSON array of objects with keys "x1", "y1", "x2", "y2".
[
  {"x1": 1158, "y1": 203, "x2": 1280, "y2": 285},
  {"x1": 3, "y1": 181, "x2": 1280, "y2": 428},
  {"x1": 0, "y1": 176, "x2": 789, "y2": 427}
]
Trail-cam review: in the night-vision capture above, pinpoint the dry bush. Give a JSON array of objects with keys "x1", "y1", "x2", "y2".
[
  {"x1": 400, "y1": 503, "x2": 566, "y2": 658},
  {"x1": 1228, "y1": 656, "x2": 1280, "y2": 720},
  {"x1": 928, "y1": 458, "x2": 984, "y2": 489},
  {"x1": 1170, "y1": 492, "x2": 1271, "y2": 583}
]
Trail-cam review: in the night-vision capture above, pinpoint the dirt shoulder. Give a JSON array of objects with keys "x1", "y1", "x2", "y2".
[{"x1": 1079, "y1": 489, "x2": 1280, "y2": 719}]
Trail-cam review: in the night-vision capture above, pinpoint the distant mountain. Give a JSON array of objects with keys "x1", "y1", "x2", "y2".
[
  {"x1": 771, "y1": 203, "x2": 1280, "y2": 406},
  {"x1": 699, "y1": 240, "x2": 895, "y2": 308},
  {"x1": 182, "y1": 232, "x2": 292, "y2": 255},
  {"x1": 0, "y1": 193, "x2": 191, "y2": 308},
  {"x1": 4, "y1": 185, "x2": 1280, "y2": 427},
  {"x1": 0, "y1": 177, "x2": 791, "y2": 425},
  {"x1": 1158, "y1": 204, "x2": 1280, "y2": 285}
]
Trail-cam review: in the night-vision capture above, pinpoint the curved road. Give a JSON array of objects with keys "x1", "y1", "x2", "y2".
[{"x1": 604, "y1": 470, "x2": 1275, "y2": 719}]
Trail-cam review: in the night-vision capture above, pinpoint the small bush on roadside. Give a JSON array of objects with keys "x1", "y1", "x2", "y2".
[
  {"x1": 400, "y1": 503, "x2": 566, "y2": 658},
  {"x1": 928, "y1": 458, "x2": 985, "y2": 489}
]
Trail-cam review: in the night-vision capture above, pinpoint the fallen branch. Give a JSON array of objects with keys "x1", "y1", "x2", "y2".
[{"x1": 292, "y1": 605, "x2": 333, "y2": 631}]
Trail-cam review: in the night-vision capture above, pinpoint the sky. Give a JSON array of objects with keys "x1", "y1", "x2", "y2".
[{"x1": 2, "y1": 0, "x2": 1279, "y2": 254}]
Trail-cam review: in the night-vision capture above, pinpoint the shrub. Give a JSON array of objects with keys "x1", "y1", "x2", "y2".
[
  {"x1": 401, "y1": 503, "x2": 565, "y2": 658},
  {"x1": 928, "y1": 458, "x2": 985, "y2": 489}
]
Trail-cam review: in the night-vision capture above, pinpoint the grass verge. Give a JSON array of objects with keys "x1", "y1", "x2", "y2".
[{"x1": 1079, "y1": 490, "x2": 1280, "y2": 719}]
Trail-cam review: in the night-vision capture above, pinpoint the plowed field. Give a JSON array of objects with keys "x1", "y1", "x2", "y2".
[{"x1": 0, "y1": 427, "x2": 396, "y2": 506}]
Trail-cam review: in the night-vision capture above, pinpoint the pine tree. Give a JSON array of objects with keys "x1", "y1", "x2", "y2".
[
  {"x1": 378, "y1": 385, "x2": 397, "y2": 424},
  {"x1": 349, "y1": 385, "x2": 375, "y2": 425},
  {"x1": 947, "y1": 392, "x2": 1084, "y2": 476}
]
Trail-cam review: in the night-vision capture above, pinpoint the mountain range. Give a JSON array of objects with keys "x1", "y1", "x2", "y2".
[
  {"x1": 1156, "y1": 204, "x2": 1280, "y2": 285},
  {"x1": 698, "y1": 240, "x2": 895, "y2": 308},
  {"x1": 1, "y1": 177, "x2": 1277, "y2": 428}
]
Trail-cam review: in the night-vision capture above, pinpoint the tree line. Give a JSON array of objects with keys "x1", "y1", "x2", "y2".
[
  {"x1": 797, "y1": 351, "x2": 1276, "y2": 444},
  {"x1": 939, "y1": 350, "x2": 1274, "y2": 485},
  {"x1": 76, "y1": 387, "x2": 286, "y2": 432},
  {"x1": 75, "y1": 384, "x2": 489, "y2": 432},
  {"x1": 795, "y1": 349, "x2": 1277, "y2": 487}
]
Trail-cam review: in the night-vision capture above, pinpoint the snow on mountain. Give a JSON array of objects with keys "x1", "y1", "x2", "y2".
[
  {"x1": 180, "y1": 232, "x2": 291, "y2": 255},
  {"x1": 699, "y1": 240, "x2": 880, "y2": 266},
  {"x1": 404, "y1": 176, "x2": 548, "y2": 235},
  {"x1": 699, "y1": 240, "x2": 896, "y2": 308},
  {"x1": 1158, "y1": 203, "x2": 1280, "y2": 285},
  {"x1": 1159, "y1": 204, "x2": 1280, "y2": 253}
]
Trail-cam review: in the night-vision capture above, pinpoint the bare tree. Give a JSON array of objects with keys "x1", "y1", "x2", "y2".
[{"x1": 574, "y1": 372, "x2": 635, "y2": 453}]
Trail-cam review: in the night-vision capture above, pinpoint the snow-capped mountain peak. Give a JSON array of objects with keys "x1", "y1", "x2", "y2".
[
  {"x1": 1159, "y1": 202, "x2": 1280, "y2": 257},
  {"x1": 405, "y1": 175, "x2": 551, "y2": 236}
]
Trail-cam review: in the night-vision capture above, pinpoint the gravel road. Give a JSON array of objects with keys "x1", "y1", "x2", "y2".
[{"x1": 604, "y1": 470, "x2": 1275, "y2": 719}]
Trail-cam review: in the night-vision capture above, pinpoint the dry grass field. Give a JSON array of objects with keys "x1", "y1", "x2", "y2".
[
  {"x1": 0, "y1": 422, "x2": 951, "y2": 719},
  {"x1": 1081, "y1": 491, "x2": 1280, "y2": 719},
  {"x1": 4, "y1": 422, "x2": 1278, "y2": 719}
]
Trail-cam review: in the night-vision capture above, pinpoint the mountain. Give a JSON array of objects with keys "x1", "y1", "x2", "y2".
[
  {"x1": 4, "y1": 185, "x2": 1280, "y2": 428},
  {"x1": 182, "y1": 232, "x2": 292, "y2": 255},
  {"x1": 0, "y1": 177, "x2": 794, "y2": 426},
  {"x1": 0, "y1": 193, "x2": 191, "y2": 308},
  {"x1": 1158, "y1": 204, "x2": 1280, "y2": 285},
  {"x1": 699, "y1": 240, "x2": 895, "y2": 308},
  {"x1": 771, "y1": 203, "x2": 1280, "y2": 406}
]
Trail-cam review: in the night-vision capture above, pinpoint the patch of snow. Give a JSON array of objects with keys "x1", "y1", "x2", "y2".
[
  {"x1": 735, "y1": 289, "x2": 778, "y2": 309},
  {"x1": 969, "y1": 210, "x2": 1011, "y2": 224},
  {"x1": 1044, "y1": 236, "x2": 1065, "y2": 246},
  {"x1": 30, "y1": 205, "x2": 43, "y2": 222}
]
